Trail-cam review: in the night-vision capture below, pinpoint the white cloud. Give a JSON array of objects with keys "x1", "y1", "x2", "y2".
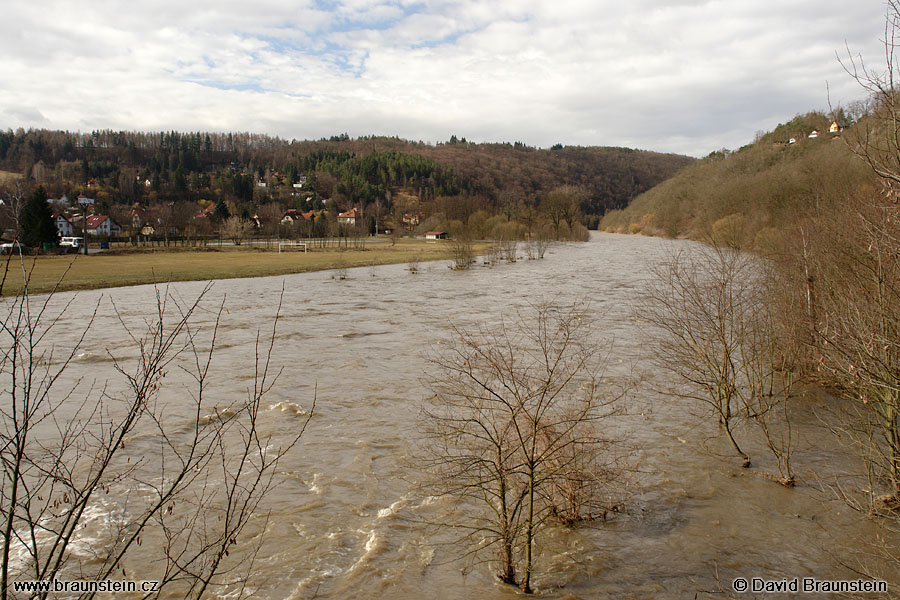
[{"x1": 0, "y1": 0, "x2": 888, "y2": 155}]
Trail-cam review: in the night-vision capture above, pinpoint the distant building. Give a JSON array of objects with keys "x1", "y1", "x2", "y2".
[
  {"x1": 338, "y1": 208, "x2": 360, "y2": 226},
  {"x1": 78, "y1": 215, "x2": 121, "y2": 237},
  {"x1": 281, "y1": 209, "x2": 312, "y2": 225},
  {"x1": 402, "y1": 212, "x2": 424, "y2": 228},
  {"x1": 425, "y1": 231, "x2": 447, "y2": 240},
  {"x1": 53, "y1": 213, "x2": 75, "y2": 237},
  {"x1": 194, "y1": 203, "x2": 217, "y2": 220},
  {"x1": 132, "y1": 206, "x2": 156, "y2": 230},
  {"x1": 829, "y1": 121, "x2": 840, "y2": 133},
  {"x1": 808, "y1": 130, "x2": 819, "y2": 139}
]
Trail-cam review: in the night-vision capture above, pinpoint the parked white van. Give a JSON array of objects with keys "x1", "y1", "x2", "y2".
[{"x1": 59, "y1": 237, "x2": 83, "y2": 251}]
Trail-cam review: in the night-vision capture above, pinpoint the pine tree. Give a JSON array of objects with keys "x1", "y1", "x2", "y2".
[
  {"x1": 19, "y1": 186, "x2": 58, "y2": 248},
  {"x1": 214, "y1": 198, "x2": 230, "y2": 221}
]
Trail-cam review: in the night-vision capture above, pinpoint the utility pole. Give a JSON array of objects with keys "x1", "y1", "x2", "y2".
[{"x1": 78, "y1": 196, "x2": 94, "y2": 256}]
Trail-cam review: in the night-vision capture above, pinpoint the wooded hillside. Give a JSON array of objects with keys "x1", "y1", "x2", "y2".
[
  {"x1": 0, "y1": 128, "x2": 692, "y2": 232},
  {"x1": 600, "y1": 111, "x2": 877, "y2": 247}
]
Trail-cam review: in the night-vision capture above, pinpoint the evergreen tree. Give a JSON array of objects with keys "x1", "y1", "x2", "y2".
[
  {"x1": 19, "y1": 186, "x2": 58, "y2": 248},
  {"x1": 214, "y1": 198, "x2": 230, "y2": 221}
]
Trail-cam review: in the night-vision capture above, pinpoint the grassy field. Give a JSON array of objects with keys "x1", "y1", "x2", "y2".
[{"x1": 0, "y1": 238, "x2": 490, "y2": 296}]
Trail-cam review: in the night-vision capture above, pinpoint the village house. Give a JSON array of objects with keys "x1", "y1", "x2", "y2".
[
  {"x1": 281, "y1": 209, "x2": 313, "y2": 225},
  {"x1": 53, "y1": 213, "x2": 75, "y2": 237},
  {"x1": 71, "y1": 215, "x2": 121, "y2": 237},
  {"x1": 194, "y1": 203, "x2": 217, "y2": 220},
  {"x1": 337, "y1": 208, "x2": 360, "y2": 226},
  {"x1": 131, "y1": 206, "x2": 159, "y2": 235},
  {"x1": 402, "y1": 212, "x2": 423, "y2": 228},
  {"x1": 46, "y1": 194, "x2": 70, "y2": 208},
  {"x1": 425, "y1": 231, "x2": 447, "y2": 240}
]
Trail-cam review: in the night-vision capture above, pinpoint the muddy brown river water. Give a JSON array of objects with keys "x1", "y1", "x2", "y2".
[{"x1": 14, "y1": 233, "x2": 886, "y2": 599}]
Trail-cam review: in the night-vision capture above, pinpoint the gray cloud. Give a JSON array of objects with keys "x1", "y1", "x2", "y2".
[
  {"x1": 2, "y1": 106, "x2": 48, "y2": 125},
  {"x1": 0, "y1": 0, "x2": 888, "y2": 156}
]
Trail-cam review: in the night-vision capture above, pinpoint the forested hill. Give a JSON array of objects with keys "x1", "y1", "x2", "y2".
[
  {"x1": 0, "y1": 128, "x2": 692, "y2": 227},
  {"x1": 600, "y1": 111, "x2": 878, "y2": 247}
]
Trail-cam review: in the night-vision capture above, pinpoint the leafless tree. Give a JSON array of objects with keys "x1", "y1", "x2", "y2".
[
  {"x1": 739, "y1": 281, "x2": 799, "y2": 486},
  {"x1": 420, "y1": 302, "x2": 628, "y2": 593},
  {"x1": 449, "y1": 235, "x2": 473, "y2": 270},
  {"x1": 533, "y1": 226, "x2": 553, "y2": 260},
  {"x1": 541, "y1": 186, "x2": 585, "y2": 239},
  {"x1": 219, "y1": 217, "x2": 251, "y2": 246},
  {"x1": 839, "y1": 0, "x2": 900, "y2": 191},
  {"x1": 0, "y1": 258, "x2": 312, "y2": 599},
  {"x1": 809, "y1": 7, "x2": 900, "y2": 587},
  {"x1": 498, "y1": 188, "x2": 525, "y2": 222},
  {"x1": 806, "y1": 190, "x2": 900, "y2": 502},
  {"x1": 0, "y1": 182, "x2": 27, "y2": 241},
  {"x1": 171, "y1": 202, "x2": 200, "y2": 246},
  {"x1": 256, "y1": 203, "x2": 284, "y2": 239},
  {"x1": 484, "y1": 244, "x2": 502, "y2": 267},
  {"x1": 637, "y1": 244, "x2": 797, "y2": 480},
  {"x1": 784, "y1": 187, "x2": 900, "y2": 593}
]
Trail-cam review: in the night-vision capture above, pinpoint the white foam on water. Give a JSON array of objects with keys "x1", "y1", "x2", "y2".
[
  {"x1": 347, "y1": 528, "x2": 383, "y2": 574},
  {"x1": 305, "y1": 473, "x2": 323, "y2": 494},
  {"x1": 376, "y1": 498, "x2": 407, "y2": 520},
  {"x1": 268, "y1": 401, "x2": 309, "y2": 416},
  {"x1": 199, "y1": 407, "x2": 237, "y2": 425}
]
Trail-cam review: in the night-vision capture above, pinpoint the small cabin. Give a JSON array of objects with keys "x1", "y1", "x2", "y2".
[{"x1": 425, "y1": 231, "x2": 447, "y2": 240}]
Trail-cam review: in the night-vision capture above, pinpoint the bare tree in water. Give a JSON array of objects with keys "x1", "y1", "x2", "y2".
[
  {"x1": 420, "y1": 302, "x2": 629, "y2": 593},
  {"x1": 0, "y1": 254, "x2": 312, "y2": 599},
  {"x1": 636, "y1": 244, "x2": 797, "y2": 483}
]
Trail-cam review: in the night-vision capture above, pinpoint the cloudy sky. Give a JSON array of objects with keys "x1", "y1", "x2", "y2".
[{"x1": 0, "y1": 0, "x2": 888, "y2": 156}]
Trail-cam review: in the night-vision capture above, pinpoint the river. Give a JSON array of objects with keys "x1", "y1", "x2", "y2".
[{"x1": 8, "y1": 233, "x2": 883, "y2": 599}]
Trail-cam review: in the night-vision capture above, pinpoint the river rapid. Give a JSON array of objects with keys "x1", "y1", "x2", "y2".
[{"x1": 18, "y1": 233, "x2": 881, "y2": 599}]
